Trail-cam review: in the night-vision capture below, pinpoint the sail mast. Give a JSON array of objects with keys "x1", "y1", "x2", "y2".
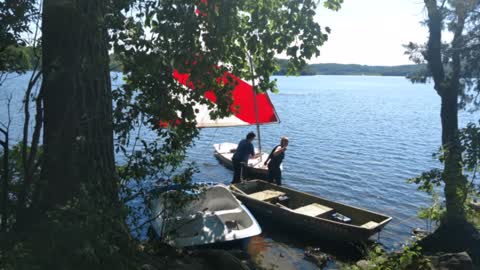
[{"x1": 248, "y1": 54, "x2": 262, "y2": 160}]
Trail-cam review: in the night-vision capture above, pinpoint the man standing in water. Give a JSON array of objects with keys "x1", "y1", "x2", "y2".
[
  {"x1": 231, "y1": 132, "x2": 256, "y2": 184},
  {"x1": 264, "y1": 137, "x2": 289, "y2": 185}
]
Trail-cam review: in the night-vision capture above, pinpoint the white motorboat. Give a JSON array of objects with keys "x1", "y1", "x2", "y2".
[
  {"x1": 150, "y1": 184, "x2": 261, "y2": 247},
  {"x1": 214, "y1": 142, "x2": 282, "y2": 179}
]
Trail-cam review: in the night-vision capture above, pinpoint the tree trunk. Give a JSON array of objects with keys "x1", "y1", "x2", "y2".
[
  {"x1": 441, "y1": 87, "x2": 465, "y2": 223},
  {"x1": 424, "y1": 0, "x2": 467, "y2": 225},
  {"x1": 38, "y1": 0, "x2": 117, "y2": 211},
  {"x1": 442, "y1": 0, "x2": 467, "y2": 224},
  {"x1": 1, "y1": 130, "x2": 8, "y2": 232},
  {"x1": 425, "y1": 0, "x2": 445, "y2": 91}
]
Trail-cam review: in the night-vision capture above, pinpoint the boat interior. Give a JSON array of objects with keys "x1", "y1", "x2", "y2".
[
  {"x1": 232, "y1": 180, "x2": 391, "y2": 229},
  {"x1": 154, "y1": 185, "x2": 256, "y2": 245},
  {"x1": 214, "y1": 143, "x2": 270, "y2": 169}
]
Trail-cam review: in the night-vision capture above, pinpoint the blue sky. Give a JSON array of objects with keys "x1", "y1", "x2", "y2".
[{"x1": 312, "y1": 0, "x2": 429, "y2": 66}]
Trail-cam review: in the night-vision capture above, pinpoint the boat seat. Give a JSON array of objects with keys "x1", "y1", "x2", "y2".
[
  {"x1": 248, "y1": 190, "x2": 286, "y2": 202},
  {"x1": 361, "y1": 221, "x2": 379, "y2": 229},
  {"x1": 293, "y1": 203, "x2": 333, "y2": 217}
]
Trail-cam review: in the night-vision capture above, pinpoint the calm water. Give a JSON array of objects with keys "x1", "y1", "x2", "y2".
[
  {"x1": 1, "y1": 74, "x2": 478, "y2": 269},
  {"x1": 184, "y1": 75, "x2": 478, "y2": 268}
]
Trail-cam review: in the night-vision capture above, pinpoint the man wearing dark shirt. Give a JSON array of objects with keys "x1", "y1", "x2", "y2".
[
  {"x1": 264, "y1": 137, "x2": 289, "y2": 185},
  {"x1": 231, "y1": 132, "x2": 256, "y2": 184}
]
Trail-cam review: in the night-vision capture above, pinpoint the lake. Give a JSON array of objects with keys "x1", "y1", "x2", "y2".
[
  {"x1": 183, "y1": 75, "x2": 478, "y2": 268},
  {"x1": 1, "y1": 73, "x2": 478, "y2": 269}
]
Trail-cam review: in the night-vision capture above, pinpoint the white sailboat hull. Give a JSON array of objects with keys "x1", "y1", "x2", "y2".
[
  {"x1": 213, "y1": 143, "x2": 282, "y2": 180},
  {"x1": 151, "y1": 184, "x2": 261, "y2": 247}
]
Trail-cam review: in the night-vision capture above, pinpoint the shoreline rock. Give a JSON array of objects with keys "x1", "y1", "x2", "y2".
[
  {"x1": 429, "y1": 252, "x2": 474, "y2": 270},
  {"x1": 304, "y1": 247, "x2": 331, "y2": 268}
]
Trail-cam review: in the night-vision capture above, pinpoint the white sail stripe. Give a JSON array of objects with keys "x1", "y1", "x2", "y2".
[
  {"x1": 194, "y1": 102, "x2": 249, "y2": 127},
  {"x1": 172, "y1": 76, "x2": 278, "y2": 128}
]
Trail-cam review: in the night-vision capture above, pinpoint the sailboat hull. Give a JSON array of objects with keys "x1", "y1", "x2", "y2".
[{"x1": 213, "y1": 143, "x2": 282, "y2": 180}]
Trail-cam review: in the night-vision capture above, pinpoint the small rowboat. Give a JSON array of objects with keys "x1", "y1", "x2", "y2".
[
  {"x1": 230, "y1": 180, "x2": 392, "y2": 242},
  {"x1": 151, "y1": 184, "x2": 261, "y2": 247}
]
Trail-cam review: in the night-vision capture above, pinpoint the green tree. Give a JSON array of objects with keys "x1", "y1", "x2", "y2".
[
  {"x1": 110, "y1": 0, "x2": 342, "y2": 203},
  {"x1": 4, "y1": 0, "x2": 344, "y2": 268},
  {"x1": 406, "y1": 0, "x2": 480, "y2": 226},
  {"x1": 37, "y1": 0, "x2": 117, "y2": 212},
  {"x1": 405, "y1": 0, "x2": 480, "y2": 263},
  {"x1": 0, "y1": 0, "x2": 37, "y2": 84},
  {"x1": 0, "y1": 0, "x2": 37, "y2": 235}
]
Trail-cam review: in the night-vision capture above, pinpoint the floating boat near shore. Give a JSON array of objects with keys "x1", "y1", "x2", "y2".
[
  {"x1": 230, "y1": 180, "x2": 392, "y2": 242},
  {"x1": 214, "y1": 142, "x2": 275, "y2": 179},
  {"x1": 172, "y1": 63, "x2": 281, "y2": 181},
  {"x1": 150, "y1": 184, "x2": 261, "y2": 247}
]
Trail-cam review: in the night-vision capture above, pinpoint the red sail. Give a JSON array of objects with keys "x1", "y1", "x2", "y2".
[{"x1": 172, "y1": 70, "x2": 279, "y2": 128}]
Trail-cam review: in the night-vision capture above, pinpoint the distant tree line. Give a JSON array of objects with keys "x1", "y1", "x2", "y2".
[
  {"x1": 274, "y1": 58, "x2": 425, "y2": 76},
  {"x1": 13, "y1": 49, "x2": 423, "y2": 77}
]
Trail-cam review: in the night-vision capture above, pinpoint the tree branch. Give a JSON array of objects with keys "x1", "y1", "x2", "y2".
[
  {"x1": 450, "y1": 0, "x2": 466, "y2": 89},
  {"x1": 0, "y1": 98, "x2": 11, "y2": 232},
  {"x1": 440, "y1": 0, "x2": 447, "y2": 10},
  {"x1": 0, "y1": 127, "x2": 6, "y2": 137},
  {"x1": 22, "y1": 0, "x2": 43, "y2": 182},
  {"x1": 22, "y1": 70, "x2": 42, "y2": 177},
  {"x1": 0, "y1": 94, "x2": 13, "y2": 135},
  {"x1": 424, "y1": 0, "x2": 446, "y2": 96},
  {"x1": 0, "y1": 133, "x2": 8, "y2": 232},
  {"x1": 122, "y1": 189, "x2": 144, "y2": 204},
  {"x1": 0, "y1": 72, "x2": 7, "y2": 87},
  {"x1": 130, "y1": 209, "x2": 165, "y2": 233},
  {"x1": 18, "y1": 85, "x2": 44, "y2": 218}
]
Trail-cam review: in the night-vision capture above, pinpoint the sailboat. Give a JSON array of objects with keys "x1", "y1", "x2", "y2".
[{"x1": 173, "y1": 67, "x2": 280, "y2": 180}]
